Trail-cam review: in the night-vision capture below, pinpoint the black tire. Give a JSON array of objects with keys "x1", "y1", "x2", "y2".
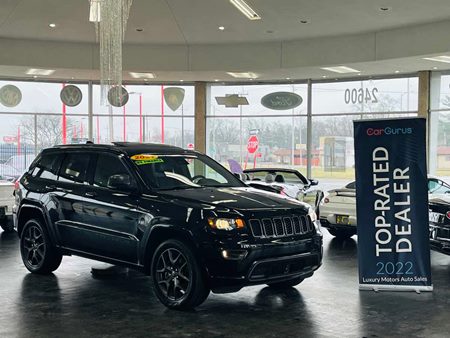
[
  {"x1": 1, "y1": 220, "x2": 14, "y2": 233},
  {"x1": 20, "y1": 219, "x2": 62, "y2": 274},
  {"x1": 267, "y1": 276, "x2": 304, "y2": 289},
  {"x1": 151, "y1": 239, "x2": 210, "y2": 310},
  {"x1": 328, "y1": 228, "x2": 354, "y2": 239}
]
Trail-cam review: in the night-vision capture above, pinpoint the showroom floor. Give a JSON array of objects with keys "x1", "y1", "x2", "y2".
[{"x1": 0, "y1": 230, "x2": 449, "y2": 338}]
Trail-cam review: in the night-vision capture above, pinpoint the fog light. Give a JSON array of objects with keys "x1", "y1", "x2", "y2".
[{"x1": 221, "y1": 249, "x2": 248, "y2": 260}]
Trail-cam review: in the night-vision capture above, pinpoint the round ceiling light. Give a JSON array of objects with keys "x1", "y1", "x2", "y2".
[
  {"x1": 49, "y1": 23, "x2": 56, "y2": 28},
  {"x1": 218, "y1": 26, "x2": 225, "y2": 31}
]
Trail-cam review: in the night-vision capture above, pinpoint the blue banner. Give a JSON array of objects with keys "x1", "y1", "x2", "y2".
[{"x1": 354, "y1": 118, "x2": 432, "y2": 291}]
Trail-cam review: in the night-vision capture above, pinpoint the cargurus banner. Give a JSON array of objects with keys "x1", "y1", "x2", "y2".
[{"x1": 354, "y1": 118, "x2": 432, "y2": 292}]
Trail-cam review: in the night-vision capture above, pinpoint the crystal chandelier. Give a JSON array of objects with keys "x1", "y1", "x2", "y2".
[{"x1": 90, "y1": 0, "x2": 133, "y2": 105}]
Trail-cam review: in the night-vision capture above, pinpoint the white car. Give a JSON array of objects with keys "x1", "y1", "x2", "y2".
[
  {"x1": 319, "y1": 177, "x2": 450, "y2": 239},
  {"x1": 0, "y1": 180, "x2": 15, "y2": 232}
]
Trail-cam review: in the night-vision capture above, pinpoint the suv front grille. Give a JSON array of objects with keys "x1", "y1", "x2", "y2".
[{"x1": 249, "y1": 214, "x2": 314, "y2": 238}]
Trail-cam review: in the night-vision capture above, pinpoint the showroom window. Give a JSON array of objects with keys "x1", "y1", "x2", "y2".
[
  {"x1": 311, "y1": 77, "x2": 418, "y2": 184},
  {"x1": 92, "y1": 84, "x2": 194, "y2": 147},
  {"x1": 0, "y1": 80, "x2": 195, "y2": 180},
  {"x1": 429, "y1": 71, "x2": 450, "y2": 177},
  {"x1": 207, "y1": 84, "x2": 308, "y2": 172},
  {"x1": 206, "y1": 78, "x2": 418, "y2": 189}
]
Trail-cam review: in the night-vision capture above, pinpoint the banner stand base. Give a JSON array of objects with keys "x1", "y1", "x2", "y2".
[{"x1": 359, "y1": 284, "x2": 433, "y2": 292}]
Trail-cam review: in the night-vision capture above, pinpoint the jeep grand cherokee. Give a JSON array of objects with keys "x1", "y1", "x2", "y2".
[{"x1": 15, "y1": 143, "x2": 323, "y2": 309}]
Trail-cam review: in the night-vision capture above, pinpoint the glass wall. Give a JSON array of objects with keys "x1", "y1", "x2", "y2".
[
  {"x1": 206, "y1": 77, "x2": 418, "y2": 191},
  {"x1": 311, "y1": 77, "x2": 418, "y2": 189},
  {"x1": 430, "y1": 72, "x2": 450, "y2": 179},
  {"x1": 207, "y1": 84, "x2": 308, "y2": 173},
  {"x1": 0, "y1": 80, "x2": 195, "y2": 180}
]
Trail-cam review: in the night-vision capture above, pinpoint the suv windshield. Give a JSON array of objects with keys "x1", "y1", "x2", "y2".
[{"x1": 131, "y1": 153, "x2": 245, "y2": 190}]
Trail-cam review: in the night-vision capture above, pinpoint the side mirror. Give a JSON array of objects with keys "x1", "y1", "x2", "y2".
[
  {"x1": 309, "y1": 179, "x2": 319, "y2": 186},
  {"x1": 107, "y1": 174, "x2": 133, "y2": 191}
]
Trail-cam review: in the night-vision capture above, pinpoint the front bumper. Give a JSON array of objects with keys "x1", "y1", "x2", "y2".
[
  {"x1": 320, "y1": 218, "x2": 357, "y2": 231},
  {"x1": 429, "y1": 223, "x2": 450, "y2": 255},
  {"x1": 202, "y1": 234, "x2": 323, "y2": 293}
]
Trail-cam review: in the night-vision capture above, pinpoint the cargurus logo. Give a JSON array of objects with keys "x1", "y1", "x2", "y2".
[{"x1": 366, "y1": 127, "x2": 413, "y2": 136}]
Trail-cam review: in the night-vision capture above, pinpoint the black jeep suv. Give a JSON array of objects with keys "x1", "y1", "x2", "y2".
[{"x1": 15, "y1": 143, "x2": 323, "y2": 309}]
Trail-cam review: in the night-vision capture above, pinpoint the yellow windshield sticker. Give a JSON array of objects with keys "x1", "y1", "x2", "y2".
[{"x1": 130, "y1": 154, "x2": 164, "y2": 165}]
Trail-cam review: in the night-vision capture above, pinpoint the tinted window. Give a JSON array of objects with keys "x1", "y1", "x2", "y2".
[
  {"x1": 58, "y1": 153, "x2": 90, "y2": 184},
  {"x1": 345, "y1": 181, "x2": 356, "y2": 189},
  {"x1": 93, "y1": 153, "x2": 133, "y2": 189},
  {"x1": 32, "y1": 153, "x2": 63, "y2": 180}
]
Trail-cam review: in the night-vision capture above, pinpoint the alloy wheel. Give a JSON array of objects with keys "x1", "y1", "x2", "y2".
[
  {"x1": 22, "y1": 225, "x2": 46, "y2": 268},
  {"x1": 155, "y1": 248, "x2": 191, "y2": 302}
]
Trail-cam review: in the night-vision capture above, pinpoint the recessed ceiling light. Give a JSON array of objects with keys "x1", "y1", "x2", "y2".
[
  {"x1": 286, "y1": 77, "x2": 290, "y2": 80},
  {"x1": 214, "y1": 79, "x2": 219, "y2": 82},
  {"x1": 33, "y1": 75, "x2": 37, "y2": 78},
  {"x1": 379, "y1": 7, "x2": 391, "y2": 12},
  {"x1": 322, "y1": 75, "x2": 327, "y2": 78},
  {"x1": 218, "y1": 26, "x2": 225, "y2": 31},
  {"x1": 321, "y1": 66, "x2": 360, "y2": 74},
  {"x1": 300, "y1": 19, "x2": 310, "y2": 24},
  {"x1": 423, "y1": 56, "x2": 450, "y2": 63},
  {"x1": 432, "y1": 67, "x2": 438, "y2": 70},
  {"x1": 180, "y1": 79, "x2": 184, "y2": 82},
  {"x1": 49, "y1": 23, "x2": 56, "y2": 28},
  {"x1": 26, "y1": 68, "x2": 55, "y2": 76},
  {"x1": 249, "y1": 78, "x2": 254, "y2": 81},
  {"x1": 394, "y1": 70, "x2": 400, "y2": 73},
  {"x1": 357, "y1": 73, "x2": 362, "y2": 76},
  {"x1": 227, "y1": 71, "x2": 259, "y2": 79},
  {"x1": 229, "y1": 0, "x2": 261, "y2": 20},
  {"x1": 129, "y1": 72, "x2": 155, "y2": 79}
]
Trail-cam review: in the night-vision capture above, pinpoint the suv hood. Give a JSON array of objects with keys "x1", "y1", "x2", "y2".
[{"x1": 157, "y1": 187, "x2": 308, "y2": 211}]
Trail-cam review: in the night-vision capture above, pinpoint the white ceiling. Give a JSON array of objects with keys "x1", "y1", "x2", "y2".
[{"x1": 0, "y1": 0, "x2": 450, "y2": 81}]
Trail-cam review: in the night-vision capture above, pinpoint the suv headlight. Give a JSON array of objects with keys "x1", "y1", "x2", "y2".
[{"x1": 208, "y1": 218, "x2": 245, "y2": 231}]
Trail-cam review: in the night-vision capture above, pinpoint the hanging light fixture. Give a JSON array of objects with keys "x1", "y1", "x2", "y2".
[{"x1": 90, "y1": 0, "x2": 133, "y2": 105}]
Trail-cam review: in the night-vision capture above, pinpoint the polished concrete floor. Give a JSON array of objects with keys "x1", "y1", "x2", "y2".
[{"x1": 0, "y1": 230, "x2": 449, "y2": 338}]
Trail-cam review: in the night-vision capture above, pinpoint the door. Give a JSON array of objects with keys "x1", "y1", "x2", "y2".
[
  {"x1": 53, "y1": 152, "x2": 92, "y2": 250},
  {"x1": 81, "y1": 152, "x2": 141, "y2": 263}
]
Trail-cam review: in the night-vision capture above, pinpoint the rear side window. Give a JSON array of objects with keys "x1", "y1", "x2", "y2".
[
  {"x1": 58, "y1": 153, "x2": 90, "y2": 184},
  {"x1": 31, "y1": 153, "x2": 63, "y2": 180}
]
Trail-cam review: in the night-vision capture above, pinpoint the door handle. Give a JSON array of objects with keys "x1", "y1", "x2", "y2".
[{"x1": 85, "y1": 191, "x2": 97, "y2": 198}]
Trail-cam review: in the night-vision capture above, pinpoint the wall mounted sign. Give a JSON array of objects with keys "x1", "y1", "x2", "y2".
[
  {"x1": 344, "y1": 87, "x2": 379, "y2": 104},
  {"x1": 0, "y1": 84, "x2": 22, "y2": 107},
  {"x1": 108, "y1": 86, "x2": 129, "y2": 107},
  {"x1": 215, "y1": 94, "x2": 249, "y2": 108},
  {"x1": 60, "y1": 85, "x2": 83, "y2": 107},
  {"x1": 164, "y1": 87, "x2": 185, "y2": 111},
  {"x1": 261, "y1": 92, "x2": 302, "y2": 110}
]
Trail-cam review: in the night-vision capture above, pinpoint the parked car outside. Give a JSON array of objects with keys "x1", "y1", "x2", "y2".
[
  {"x1": 15, "y1": 143, "x2": 323, "y2": 309},
  {"x1": 4, "y1": 153, "x2": 36, "y2": 175},
  {"x1": 428, "y1": 194, "x2": 450, "y2": 255},
  {"x1": 320, "y1": 177, "x2": 450, "y2": 238},
  {"x1": 0, "y1": 163, "x2": 21, "y2": 181}
]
